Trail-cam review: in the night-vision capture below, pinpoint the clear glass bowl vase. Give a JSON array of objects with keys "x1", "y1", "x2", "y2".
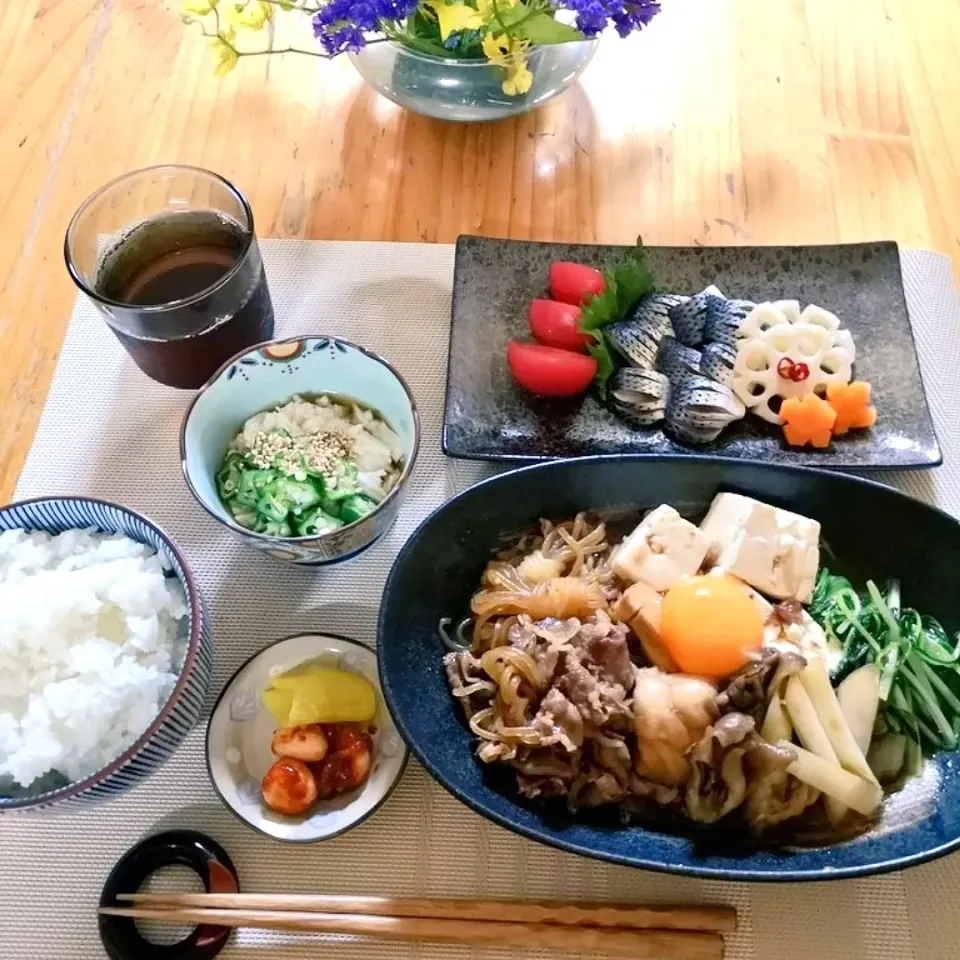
[{"x1": 350, "y1": 39, "x2": 598, "y2": 122}]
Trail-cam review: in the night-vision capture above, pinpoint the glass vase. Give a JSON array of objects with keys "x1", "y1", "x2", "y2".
[{"x1": 351, "y1": 39, "x2": 598, "y2": 122}]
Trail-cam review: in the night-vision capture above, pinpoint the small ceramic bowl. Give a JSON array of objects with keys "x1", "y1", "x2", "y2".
[
  {"x1": 0, "y1": 497, "x2": 211, "y2": 810},
  {"x1": 206, "y1": 633, "x2": 408, "y2": 843},
  {"x1": 180, "y1": 336, "x2": 420, "y2": 566}
]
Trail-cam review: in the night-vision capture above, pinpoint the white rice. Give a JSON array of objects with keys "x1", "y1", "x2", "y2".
[{"x1": 0, "y1": 528, "x2": 188, "y2": 789}]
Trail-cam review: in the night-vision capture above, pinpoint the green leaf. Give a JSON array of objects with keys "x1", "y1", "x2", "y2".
[
  {"x1": 491, "y1": 0, "x2": 531, "y2": 26},
  {"x1": 513, "y1": 12, "x2": 584, "y2": 44},
  {"x1": 588, "y1": 332, "x2": 616, "y2": 395},
  {"x1": 579, "y1": 246, "x2": 654, "y2": 331},
  {"x1": 613, "y1": 249, "x2": 655, "y2": 312},
  {"x1": 578, "y1": 285, "x2": 620, "y2": 332}
]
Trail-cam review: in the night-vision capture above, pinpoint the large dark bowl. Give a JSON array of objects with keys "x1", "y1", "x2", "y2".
[{"x1": 377, "y1": 456, "x2": 960, "y2": 880}]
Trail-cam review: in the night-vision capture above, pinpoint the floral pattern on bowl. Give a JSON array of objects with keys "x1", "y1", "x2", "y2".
[
  {"x1": 229, "y1": 690, "x2": 260, "y2": 722},
  {"x1": 205, "y1": 633, "x2": 408, "y2": 843},
  {"x1": 180, "y1": 336, "x2": 421, "y2": 567}
]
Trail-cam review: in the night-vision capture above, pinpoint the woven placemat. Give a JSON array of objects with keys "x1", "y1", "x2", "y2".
[{"x1": 1, "y1": 240, "x2": 959, "y2": 960}]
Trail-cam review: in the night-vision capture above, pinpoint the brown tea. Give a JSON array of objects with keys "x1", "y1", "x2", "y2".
[{"x1": 94, "y1": 210, "x2": 274, "y2": 388}]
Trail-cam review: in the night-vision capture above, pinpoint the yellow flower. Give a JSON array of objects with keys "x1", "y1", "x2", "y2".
[
  {"x1": 481, "y1": 31, "x2": 510, "y2": 63},
  {"x1": 225, "y1": 0, "x2": 273, "y2": 30},
  {"x1": 481, "y1": 32, "x2": 532, "y2": 96},
  {"x1": 502, "y1": 59, "x2": 533, "y2": 95},
  {"x1": 210, "y1": 33, "x2": 239, "y2": 76},
  {"x1": 425, "y1": 0, "x2": 483, "y2": 41}
]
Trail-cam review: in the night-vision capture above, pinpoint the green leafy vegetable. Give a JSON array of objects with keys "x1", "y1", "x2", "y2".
[
  {"x1": 809, "y1": 568, "x2": 960, "y2": 752},
  {"x1": 574, "y1": 246, "x2": 654, "y2": 393},
  {"x1": 578, "y1": 246, "x2": 655, "y2": 332},
  {"x1": 587, "y1": 332, "x2": 616, "y2": 395}
]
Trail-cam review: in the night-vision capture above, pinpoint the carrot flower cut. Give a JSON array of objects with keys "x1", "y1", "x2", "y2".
[
  {"x1": 781, "y1": 393, "x2": 838, "y2": 448},
  {"x1": 826, "y1": 380, "x2": 877, "y2": 435}
]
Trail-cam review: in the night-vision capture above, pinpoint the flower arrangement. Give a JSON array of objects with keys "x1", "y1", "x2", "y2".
[{"x1": 182, "y1": 0, "x2": 661, "y2": 95}]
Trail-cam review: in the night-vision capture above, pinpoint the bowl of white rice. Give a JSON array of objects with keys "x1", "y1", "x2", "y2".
[{"x1": 0, "y1": 497, "x2": 210, "y2": 809}]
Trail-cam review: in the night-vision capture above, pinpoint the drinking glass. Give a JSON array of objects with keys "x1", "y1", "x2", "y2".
[{"x1": 65, "y1": 165, "x2": 275, "y2": 389}]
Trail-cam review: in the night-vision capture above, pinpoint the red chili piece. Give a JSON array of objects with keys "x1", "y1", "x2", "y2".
[{"x1": 776, "y1": 357, "x2": 811, "y2": 383}]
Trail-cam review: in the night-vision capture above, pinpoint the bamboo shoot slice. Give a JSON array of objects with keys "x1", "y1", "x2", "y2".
[
  {"x1": 783, "y1": 676, "x2": 846, "y2": 822},
  {"x1": 836, "y1": 664, "x2": 881, "y2": 757},
  {"x1": 784, "y1": 676, "x2": 837, "y2": 761},
  {"x1": 801, "y1": 656, "x2": 879, "y2": 786},
  {"x1": 760, "y1": 695, "x2": 792, "y2": 743},
  {"x1": 780, "y1": 742, "x2": 883, "y2": 817}
]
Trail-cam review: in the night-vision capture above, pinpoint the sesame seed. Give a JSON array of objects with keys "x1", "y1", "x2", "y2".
[{"x1": 247, "y1": 428, "x2": 353, "y2": 483}]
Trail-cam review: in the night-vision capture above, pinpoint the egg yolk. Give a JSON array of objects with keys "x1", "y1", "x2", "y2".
[{"x1": 660, "y1": 574, "x2": 765, "y2": 678}]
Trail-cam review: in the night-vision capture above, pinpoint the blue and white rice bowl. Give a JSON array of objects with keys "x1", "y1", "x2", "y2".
[
  {"x1": 0, "y1": 497, "x2": 211, "y2": 810},
  {"x1": 180, "y1": 336, "x2": 420, "y2": 566}
]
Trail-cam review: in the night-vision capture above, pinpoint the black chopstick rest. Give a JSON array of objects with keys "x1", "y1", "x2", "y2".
[{"x1": 99, "y1": 830, "x2": 240, "y2": 960}]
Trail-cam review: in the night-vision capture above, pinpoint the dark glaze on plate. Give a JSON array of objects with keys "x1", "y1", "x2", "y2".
[{"x1": 443, "y1": 237, "x2": 940, "y2": 469}]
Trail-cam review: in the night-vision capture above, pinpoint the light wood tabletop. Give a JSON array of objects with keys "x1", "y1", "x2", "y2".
[{"x1": 0, "y1": 0, "x2": 957, "y2": 499}]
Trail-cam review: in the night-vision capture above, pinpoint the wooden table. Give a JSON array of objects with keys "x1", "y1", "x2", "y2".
[{"x1": 0, "y1": 0, "x2": 957, "y2": 499}]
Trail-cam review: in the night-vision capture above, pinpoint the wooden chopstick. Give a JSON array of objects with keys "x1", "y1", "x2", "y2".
[
  {"x1": 99, "y1": 906, "x2": 724, "y2": 960},
  {"x1": 114, "y1": 892, "x2": 736, "y2": 933}
]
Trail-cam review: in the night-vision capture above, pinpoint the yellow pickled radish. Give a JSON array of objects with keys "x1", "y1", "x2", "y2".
[
  {"x1": 262, "y1": 667, "x2": 376, "y2": 727},
  {"x1": 261, "y1": 687, "x2": 294, "y2": 726}
]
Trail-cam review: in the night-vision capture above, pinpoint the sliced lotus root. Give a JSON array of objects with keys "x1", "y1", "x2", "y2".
[
  {"x1": 833, "y1": 328, "x2": 856, "y2": 362},
  {"x1": 732, "y1": 322, "x2": 853, "y2": 424},
  {"x1": 739, "y1": 303, "x2": 787, "y2": 339},
  {"x1": 799, "y1": 304, "x2": 841, "y2": 334},
  {"x1": 772, "y1": 299, "x2": 801, "y2": 324}
]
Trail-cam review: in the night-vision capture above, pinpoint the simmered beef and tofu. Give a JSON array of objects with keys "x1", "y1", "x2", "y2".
[{"x1": 446, "y1": 500, "x2": 960, "y2": 844}]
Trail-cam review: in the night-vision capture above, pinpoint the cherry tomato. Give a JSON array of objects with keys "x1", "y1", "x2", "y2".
[
  {"x1": 261, "y1": 757, "x2": 318, "y2": 816},
  {"x1": 528, "y1": 299, "x2": 590, "y2": 352},
  {"x1": 548, "y1": 261, "x2": 605, "y2": 305},
  {"x1": 507, "y1": 341, "x2": 597, "y2": 397}
]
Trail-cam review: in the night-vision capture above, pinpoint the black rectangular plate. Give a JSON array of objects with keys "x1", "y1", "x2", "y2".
[{"x1": 443, "y1": 237, "x2": 941, "y2": 469}]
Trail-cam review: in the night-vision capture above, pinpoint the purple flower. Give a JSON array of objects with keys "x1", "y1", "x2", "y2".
[
  {"x1": 558, "y1": 0, "x2": 661, "y2": 39},
  {"x1": 564, "y1": 0, "x2": 608, "y2": 36},
  {"x1": 312, "y1": 0, "x2": 419, "y2": 55},
  {"x1": 314, "y1": 23, "x2": 366, "y2": 54}
]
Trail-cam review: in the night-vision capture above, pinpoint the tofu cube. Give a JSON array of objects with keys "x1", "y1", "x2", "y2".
[
  {"x1": 612, "y1": 504, "x2": 709, "y2": 592},
  {"x1": 699, "y1": 493, "x2": 820, "y2": 602},
  {"x1": 612, "y1": 581, "x2": 677, "y2": 673}
]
